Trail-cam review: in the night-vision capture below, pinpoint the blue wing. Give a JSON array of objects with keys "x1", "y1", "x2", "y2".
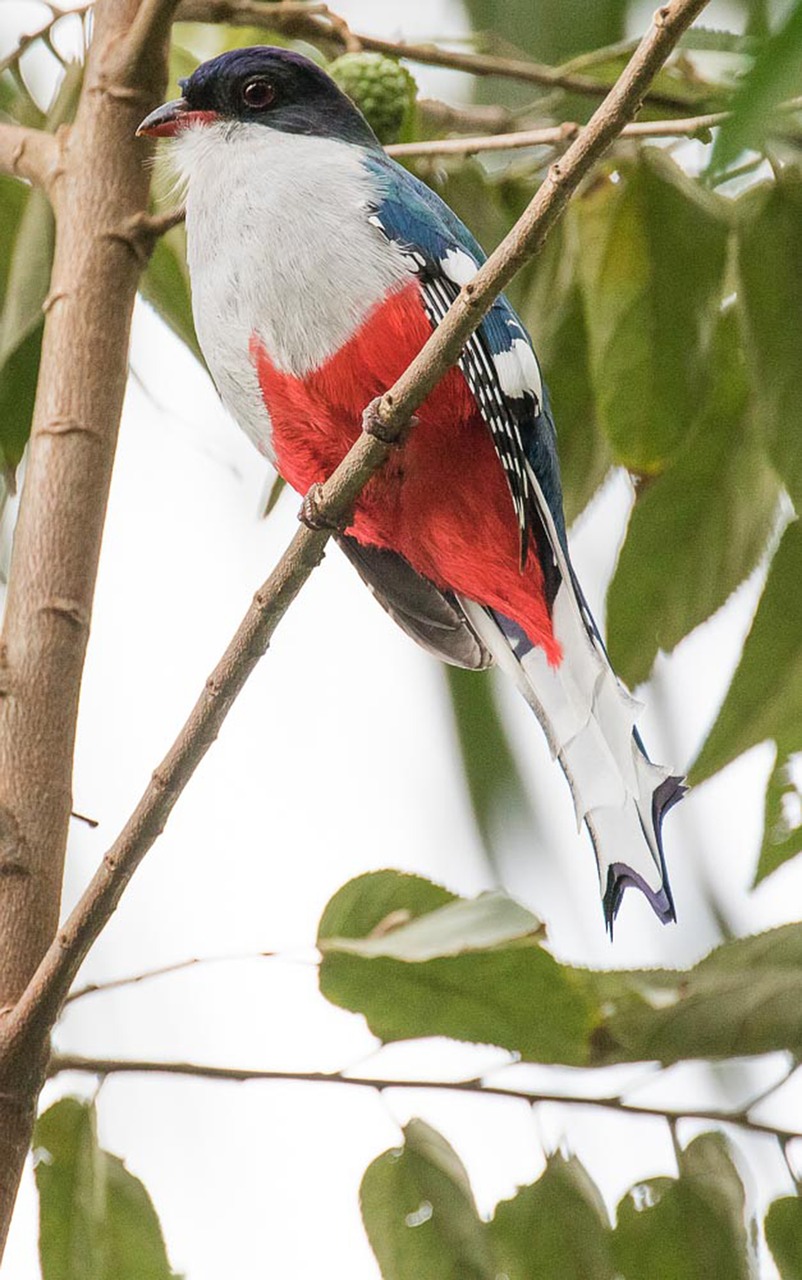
[{"x1": 362, "y1": 151, "x2": 567, "y2": 581}]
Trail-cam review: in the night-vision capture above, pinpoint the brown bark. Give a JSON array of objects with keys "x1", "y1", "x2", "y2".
[{"x1": 0, "y1": 0, "x2": 171, "y2": 1251}]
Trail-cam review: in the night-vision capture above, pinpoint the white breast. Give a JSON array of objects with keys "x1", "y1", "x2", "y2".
[{"x1": 172, "y1": 123, "x2": 411, "y2": 457}]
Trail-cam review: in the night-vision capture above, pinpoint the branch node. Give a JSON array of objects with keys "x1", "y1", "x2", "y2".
[
  {"x1": 654, "y1": 5, "x2": 671, "y2": 26},
  {"x1": 39, "y1": 598, "x2": 90, "y2": 630},
  {"x1": 0, "y1": 861, "x2": 31, "y2": 880},
  {"x1": 298, "y1": 482, "x2": 346, "y2": 532},
  {"x1": 547, "y1": 160, "x2": 564, "y2": 187},
  {"x1": 42, "y1": 288, "x2": 68, "y2": 314},
  {"x1": 89, "y1": 78, "x2": 150, "y2": 104},
  {"x1": 39, "y1": 416, "x2": 100, "y2": 441},
  {"x1": 151, "y1": 769, "x2": 169, "y2": 792},
  {"x1": 103, "y1": 217, "x2": 155, "y2": 267}
]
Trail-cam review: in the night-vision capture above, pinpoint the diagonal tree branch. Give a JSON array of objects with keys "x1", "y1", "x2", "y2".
[
  {"x1": 0, "y1": 0, "x2": 712, "y2": 1080},
  {"x1": 48, "y1": 1053, "x2": 802, "y2": 1146}
]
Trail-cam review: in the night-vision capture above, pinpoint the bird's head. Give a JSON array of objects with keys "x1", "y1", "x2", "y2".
[{"x1": 136, "y1": 46, "x2": 380, "y2": 148}]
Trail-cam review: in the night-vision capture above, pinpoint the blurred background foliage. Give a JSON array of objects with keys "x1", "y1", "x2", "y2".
[{"x1": 2, "y1": 0, "x2": 802, "y2": 1275}]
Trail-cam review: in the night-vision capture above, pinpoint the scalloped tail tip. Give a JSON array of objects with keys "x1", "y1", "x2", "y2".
[{"x1": 602, "y1": 774, "x2": 686, "y2": 937}]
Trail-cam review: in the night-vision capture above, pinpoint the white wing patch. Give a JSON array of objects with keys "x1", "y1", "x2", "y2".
[
  {"x1": 440, "y1": 247, "x2": 479, "y2": 287},
  {"x1": 492, "y1": 339, "x2": 543, "y2": 403}
]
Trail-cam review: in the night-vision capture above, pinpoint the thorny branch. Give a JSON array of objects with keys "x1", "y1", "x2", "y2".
[
  {"x1": 48, "y1": 1053, "x2": 802, "y2": 1148},
  {"x1": 0, "y1": 0, "x2": 714, "y2": 1069}
]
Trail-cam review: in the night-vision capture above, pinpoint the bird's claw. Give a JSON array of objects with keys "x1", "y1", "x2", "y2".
[
  {"x1": 362, "y1": 397, "x2": 417, "y2": 446},
  {"x1": 297, "y1": 482, "x2": 344, "y2": 532}
]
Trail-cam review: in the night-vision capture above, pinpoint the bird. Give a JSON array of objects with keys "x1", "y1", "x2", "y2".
[{"x1": 137, "y1": 46, "x2": 684, "y2": 932}]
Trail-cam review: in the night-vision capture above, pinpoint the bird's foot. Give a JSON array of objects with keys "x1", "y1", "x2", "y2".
[
  {"x1": 297, "y1": 482, "x2": 345, "y2": 532},
  {"x1": 361, "y1": 397, "x2": 418, "y2": 447}
]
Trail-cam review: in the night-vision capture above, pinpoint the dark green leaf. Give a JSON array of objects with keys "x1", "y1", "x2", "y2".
[
  {"x1": 35, "y1": 1098, "x2": 177, "y2": 1280},
  {"x1": 612, "y1": 1134, "x2": 750, "y2": 1280},
  {"x1": 766, "y1": 1195, "x2": 802, "y2": 1279},
  {"x1": 737, "y1": 173, "x2": 802, "y2": 510},
  {"x1": 0, "y1": 186, "x2": 51, "y2": 478},
  {"x1": 139, "y1": 223, "x2": 203, "y2": 363},
  {"x1": 360, "y1": 1119, "x2": 495, "y2": 1280},
  {"x1": 489, "y1": 1154, "x2": 614, "y2": 1279},
  {"x1": 317, "y1": 872, "x2": 594, "y2": 1064},
  {"x1": 576, "y1": 149, "x2": 728, "y2": 473},
  {"x1": 606, "y1": 307, "x2": 778, "y2": 686},
  {"x1": 755, "y1": 751, "x2": 802, "y2": 885},
  {"x1": 261, "y1": 471, "x2": 286, "y2": 518},
  {"x1": 515, "y1": 209, "x2": 611, "y2": 523},
  {"x1": 445, "y1": 666, "x2": 535, "y2": 857},
  {"x1": 462, "y1": 0, "x2": 627, "y2": 67},
  {"x1": 592, "y1": 922, "x2": 802, "y2": 1065},
  {"x1": 711, "y1": 3, "x2": 802, "y2": 173},
  {"x1": 691, "y1": 520, "x2": 802, "y2": 786}
]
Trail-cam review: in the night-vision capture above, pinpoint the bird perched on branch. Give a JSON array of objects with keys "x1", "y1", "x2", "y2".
[{"x1": 137, "y1": 46, "x2": 684, "y2": 932}]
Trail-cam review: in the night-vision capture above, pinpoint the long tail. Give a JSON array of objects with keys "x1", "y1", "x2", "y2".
[{"x1": 459, "y1": 581, "x2": 684, "y2": 933}]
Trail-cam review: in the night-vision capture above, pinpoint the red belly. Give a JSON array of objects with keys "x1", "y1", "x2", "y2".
[{"x1": 251, "y1": 280, "x2": 558, "y2": 662}]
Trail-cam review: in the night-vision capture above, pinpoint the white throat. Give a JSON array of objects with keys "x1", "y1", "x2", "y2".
[{"x1": 170, "y1": 122, "x2": 410, "y2": 456}]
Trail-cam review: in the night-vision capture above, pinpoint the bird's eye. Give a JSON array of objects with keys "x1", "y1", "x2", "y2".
[{"x1": 241, "y1": 79, "x2": 275, "y2": 110}]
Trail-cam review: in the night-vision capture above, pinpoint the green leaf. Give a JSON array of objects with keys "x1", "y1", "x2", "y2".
[
  {"x1": 463, "y1": 0, "x2": 628, "y2": 67},
  {"x1": 0, "y1": 186, "x2": 51, "y2": 479},
  {"x1": 139, "y1": 223, "x2": 203, "y2": 363},
  {"x1": 317, "y1": 872, "x2": 594, "y2": 1064},
  {"x1": 612, "y1": 1134, "x2": 750, "y2": 1280},
  {"x1": 711, "y1": 3, "x2": 802, "y2": 173},
  {"x1": 361, "y1": 1119, "x2": 495, "y2": 1280},
  {"x1": 737, "y1": 174, "x2": 802, "y2": 511},
  {"x1": 691, "y1": 520, "x2": 802, "y2": 786},
  {"x1": 489, "y1": 1154, "x2": 614, "y2": 1279},
  {"x1": 606, "y1": 307, "x2": 779, "y2": 686},
  {"x1": 576, "y1": 149, "x2": 728, "y2": 473},
  {"x1": 592, "y1": 922, "x2": 802, "y2": 1065},
  {"x1": 445, "y1": 666, "x2": 535, "y2": 858},
  {"x1": 755, "y1": 750, "x2": 802, "y2": 885},
  {"x1": 515, "y1": 209, "x2": 610, "y2": 523},
  {"x1": 766, "y1": 1195, "x2": 802, "y2": 1279},
  {"x1": 35, "y1": 1098, "x2": 177, "y2": 1280}
]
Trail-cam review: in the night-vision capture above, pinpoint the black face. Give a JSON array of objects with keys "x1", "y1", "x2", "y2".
[{"x1": 180, "y1": 46, "x2": 379, "y2": 147}]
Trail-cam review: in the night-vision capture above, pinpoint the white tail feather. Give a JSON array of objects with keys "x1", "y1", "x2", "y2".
[{"x1": 459, "y1": 587, "x2": 680, "y2": 931}]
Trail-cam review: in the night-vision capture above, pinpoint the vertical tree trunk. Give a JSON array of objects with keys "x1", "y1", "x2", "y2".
[{"x1": 0, "y1": 1, "x2": 167, "y2": 1250}]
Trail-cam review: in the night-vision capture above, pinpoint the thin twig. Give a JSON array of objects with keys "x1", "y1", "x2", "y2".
[
  {"x1": 0, "y1": 122, "x2": 59, "y2": 192},
  {"x1": 387, "y1": 109, "x2": 730, "y2": 158},
  {"x1": 64, "y1": 949, "x2": 303, "y2": 1003},
  {"x1": 390, "y1": 98, "x2": 802, "y2": 160},
  {"x1": 0, "y1": 0, "x2": 714, "y2": 1068},
  {"x1": 47, "y1": 1054, "x2": 802, "y2": 1145},
  {"x1": 0, "y1": 5, "x2": 92, "y2": 81}
]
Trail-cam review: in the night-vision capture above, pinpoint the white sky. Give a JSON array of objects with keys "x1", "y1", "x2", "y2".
[{"x1": 3, "y1": 2, "x2": 802, "y2": 1277}]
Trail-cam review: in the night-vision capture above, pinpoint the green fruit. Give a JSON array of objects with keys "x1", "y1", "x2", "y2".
[{"x1": 328, "y1": 52, "x2": 417, "y2": 145}]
